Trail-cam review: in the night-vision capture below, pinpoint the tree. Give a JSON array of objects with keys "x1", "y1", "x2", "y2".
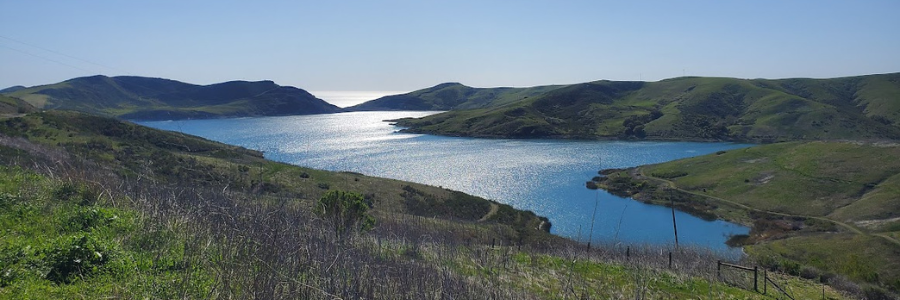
[{"x1": 316, "y1": 190, "x2": 375, "y2": 238}]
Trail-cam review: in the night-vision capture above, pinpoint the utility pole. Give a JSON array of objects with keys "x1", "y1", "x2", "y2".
[{"x1": 671, "y1": 196, "x2": 679, "y2": 249}]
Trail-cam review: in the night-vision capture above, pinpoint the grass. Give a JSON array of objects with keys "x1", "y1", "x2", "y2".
[
  {"x1": 641, "y1": 141, "x2": 900, "y2": 222},
  {"x1": 0, "y1": 162, "x2": 844, "y2": 299},
  {"x1": 591, "y1": 141, "x2": 900, "y2": 295},
  {"x1": 0, "y1": 166, "x2": 214, "y2": 299},
  {"x1": 0, "y1": 95, "x2": 35, "y2": 116}
]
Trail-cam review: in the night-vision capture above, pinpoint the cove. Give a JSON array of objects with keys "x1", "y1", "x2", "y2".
[{"x1": 138, "y1": 111, "x2": 752, "y2": 255}]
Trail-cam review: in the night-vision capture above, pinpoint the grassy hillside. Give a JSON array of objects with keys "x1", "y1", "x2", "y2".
[
  {"x1": 394, "y1": 73, "x2": 900, "y2": 142},
  {"x1": 590, "y1": 141, "x2": 900, "y2": 294},
  {"x1": 0, "y1": 86, "x2": 25, "y2": 94},
  {"x1": 345, "y1": 82, "x2": 564, "y2": 111},
  {"x1": 0, "y1": 111, "x2": 853, "y2": 299},
  {"x1": 4, "y1": 75, "x2": 340, "y2": 120},
  {"x1": 0, "y1": 95, "x2": 36, "y2": 116}
]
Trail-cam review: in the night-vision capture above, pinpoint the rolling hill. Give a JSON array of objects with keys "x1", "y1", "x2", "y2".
[
  {"x1": 0, "y1": 94, "x2": 36, "y2": 116},
  {"x1": 391, "y1": 73, "x2": 900, "y2": 143},
  {"x1": 590, "y1": 141, "x2": 900, "y2": 292},
  {"x1": 344, "y1": 82, "x2": 564, "y2": 111},
  {"x1": 3, "y1": 75, "x2": 341, "y2": 120},
  {"x1": 0, "y1": 86, "x2": 26, "y2": 94}
]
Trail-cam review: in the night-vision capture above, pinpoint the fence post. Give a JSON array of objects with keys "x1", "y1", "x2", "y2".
[
  {"x1": 626, "y1": 246, "x2": 630, "y2": 259},
  {"x1": 492, "y1": 238, "x2": 495, "y2": 249},
  {"x1": 754, "y1": 266, "x2": 758, "y2": 292},
  {"x1": 668, "y1": 251, "x2": 673, "y2": 269},
  {"x1": 764, "y1": 270, "x2": 767, "y2": 295},
  {"x1": 717, "y1": 260, "x2": 721, "y2": 278}
]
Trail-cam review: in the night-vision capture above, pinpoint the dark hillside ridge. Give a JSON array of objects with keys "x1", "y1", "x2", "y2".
[
  {"x1": 0, "y1": 85, "x2": 26, "y2": 93},
  {"x1": 7, "y1": 75, "x2": 341, "y2": 120},
  {"x1": 393, "y1": 72, "x2": 900, "y2": 143},
  {"x1": 344, "y1": 82, "x2": 565, "y2": 111}
]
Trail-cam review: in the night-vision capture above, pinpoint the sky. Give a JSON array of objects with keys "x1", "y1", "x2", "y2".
[{"x1": 1, "y1": 0, "x2": 899, "y2": 93}]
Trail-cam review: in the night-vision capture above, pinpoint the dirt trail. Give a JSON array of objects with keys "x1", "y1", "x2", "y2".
[{"x1": 478, "y1": 203, "x2": 499, "y2": 222}]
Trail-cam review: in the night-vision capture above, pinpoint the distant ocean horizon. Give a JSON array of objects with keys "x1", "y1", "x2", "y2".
[{"x1": 311, "y1": 91, "x2": 409, "y2": 108}]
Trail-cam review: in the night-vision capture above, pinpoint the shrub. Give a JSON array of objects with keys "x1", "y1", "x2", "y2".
[
  {"x1": 799, "y1": 265, "x2": 821, "y2": 280},
  {"x1": 53, "y1": 182, "x2": 100, "y2": 206},
  {"x1": 315, "y1": 190, "x2": 375, "y2": 238},
  {"x1": 44, "y1": 234, "x2": 112, "y2": 284},
  {"x1": 65, "y1": 207, "x2": 119, "y2": 232}
]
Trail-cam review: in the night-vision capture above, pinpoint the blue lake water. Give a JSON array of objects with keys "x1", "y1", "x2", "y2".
[{"x1": 138, "y1": 111, "x2": 752, "y2": 255}]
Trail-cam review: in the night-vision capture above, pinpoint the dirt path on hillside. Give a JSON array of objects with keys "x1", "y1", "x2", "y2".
[{"x1": 478, "y1": 203, "x2": 499, "y2": 222}]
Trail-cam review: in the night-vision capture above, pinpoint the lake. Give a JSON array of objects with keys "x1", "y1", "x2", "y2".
[{"x1": 138, "y1": 111, "x2": 752, "y2": 255}]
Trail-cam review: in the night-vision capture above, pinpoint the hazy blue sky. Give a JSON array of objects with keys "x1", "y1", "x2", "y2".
[{"x1": 2, "y1": 0, "x2": 898, "y2": 92}]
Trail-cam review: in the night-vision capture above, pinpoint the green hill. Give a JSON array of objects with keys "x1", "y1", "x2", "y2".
[
  {"x1": 0, "y1": 111, "x2": 854, "y2": 299},
  {"x1": 590, "y1": 141, "x2": 900, "y2": 293},
  {"x1": 344, "y1": 82, "x2": 564, "y2": 111},
  {"x1": 0, "y1": 86, "x2": 25, "y2": 94},
  {"x1": 4, "y1": 75, "x2": 341, "y2": 120},
  {"x1": 393, "y1": 73, "x2": 900, "y2": 142},
  {"x1": 0, "y1": 94, "x2": 36, "y2": 116}
]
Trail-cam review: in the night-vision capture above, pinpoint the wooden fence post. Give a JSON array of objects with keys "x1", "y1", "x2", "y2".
[
  {"x1": 717, "y1": 260, "x2": 721, "y2": 278},
  {"x1": 668, "y1": 251, "x2": 673, "y2": 269},
  {"x1": 754, "y1": 266, "x2": 758, "y2": 292}
]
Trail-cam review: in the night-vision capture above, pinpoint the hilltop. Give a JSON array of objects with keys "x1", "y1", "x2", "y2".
[
  {"x1": 3, "y1": 75, "x2": 341, "y2": 120},
  {"x1": 0, "y1": 86, "x2": 26, "y2": 94},
  {"x1": 589, "y1": 141, "x2": 900, "y2": 294},
  {"x1": 344, "y1": 82, "x2": 563, "y2": 111},
  {"x1": 391, "y1": 73, "x2": 900, "y2": 143}
]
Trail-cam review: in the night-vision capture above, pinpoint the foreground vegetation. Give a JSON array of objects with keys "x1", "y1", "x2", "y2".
[
  {"x1": 393, "y1": 73, "x2": 900, "y2": 143},
  {"x1": 0, "y1": 111, "x2": 858, "y2": 298},
  {"x1": 590, "y1": 141, "x2": 900, "y2": 297}
]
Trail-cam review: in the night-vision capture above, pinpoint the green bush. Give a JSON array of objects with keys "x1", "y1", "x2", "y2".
[
  {"x1": 65, "y1": 207, "x2": 119, "y2": 232},
  {"x1": 53, "y1": 182, "x2": 100, "y2": 206},
  {"x1": 43, "y1": 234, "x2": 113, "y2": 284},
  {"x1": 316, "y1": 190, "x2": 375, "y2": 238}
]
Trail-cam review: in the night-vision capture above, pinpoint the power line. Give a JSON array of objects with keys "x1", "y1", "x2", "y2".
[
  {"x1": 0, "y1": 34, "x2": 130, "y2": 74},
  {"x1": 0, "y1": 42, "x2": 95, "y2": 73}
]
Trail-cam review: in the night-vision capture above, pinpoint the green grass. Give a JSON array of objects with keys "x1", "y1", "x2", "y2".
[
  {"x1": 0, "y1": 167, "x2": 214, "y2": 299},
  {"x1": 642, "y1": 141, "x2": 900, "y2": 222},
  {"x1": 593, "y1": 141, "x2": 900, "y2": 294},
  {"x1": 0, "y1": 95, "x2": 35, "y2": 116},
  {"x1": 748, "y1": 233, "x2": 900, "y2": 290}
]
